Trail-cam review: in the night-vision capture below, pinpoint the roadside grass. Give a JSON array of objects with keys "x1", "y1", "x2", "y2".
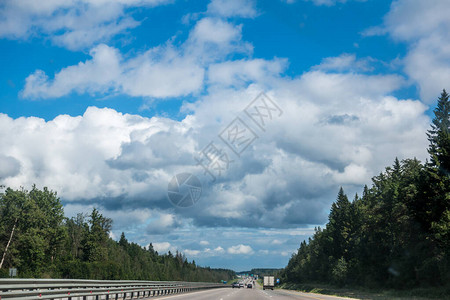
[{"x1": 280, "y1": 282, "x2": 450, "y2": 300}]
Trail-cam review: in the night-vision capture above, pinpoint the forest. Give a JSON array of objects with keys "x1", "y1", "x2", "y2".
[
  {"x1": 0, "y1": 190, "x2": 235, "y2": 281},
  {"x1": 282, "y1": 90, "x2": 450, "y2": 289}
]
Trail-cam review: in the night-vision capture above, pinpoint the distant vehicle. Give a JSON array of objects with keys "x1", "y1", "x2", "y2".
[
  {"x1": 247, "y1": 283, "x2": 252, "y2": 288},
  {"x1": 239, "y1": 282, "x2": 244, "y2": 288},
  {"x1": 232, "y1": 283, "x2": 240, "y2": 288},
  {"x1": 263, "y1": 276, "x2": 274, "y2": 290}
]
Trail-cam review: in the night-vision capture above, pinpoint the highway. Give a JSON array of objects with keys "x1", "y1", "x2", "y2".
[{"x1": 157, "y1": 283, "x2": 356, "y2": 300}]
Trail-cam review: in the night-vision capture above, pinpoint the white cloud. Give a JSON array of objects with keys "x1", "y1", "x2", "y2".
[
  {"x1": 207, "y1": 58, "x2": 287, "y2": 87},
  {"x1": 22, "y1": 44, "x2": 204, "y2": 99},
  {"x1": 4, "y1": 66, "x2": 430, "y2": 229},
  {"x1": 0, "y1": 0, "x2": 172, "y2": 50},
  {"x1": 152, "y1": 242, "x2": 172, "y2": 253},
  {"x1": 2, "y1": 0, "x2": 433, "y2": 234},
  {"x1": 183, "y1": 249, "x2": 201, "y2": 256},
  {"x1": 183, "y1": 246, "x2": 225, "y2": 258},
  {"x1": 22, "y1": 45, "x2": 122, "y2": 99},
  {"x1": 186, "y1": 17, "x2": 252, "y2": 63},
  {"x1": 123, "y1": 47, "x2": 205, "y2": 98},
  {"x1": 313, "y1": 53, "x2": 374, "y2": 73},
  {"x1": 213, "y1": 246, "x2": 225, "y2": 253},
  {"x1": 0, "y1": 106, "x2": 195, "y2": 201},
  {"x1": 227, "y1": 244, "x2": 254, "y2": 254},
  {"x1": 366, "y1": 0, "x2": 450, "y2": 102},
  {"x1": 190, "y1": 18, "x2": 241, "y2": 45},
  {"x1": 332, "y1": 163, "x2": 369, "y2": 185},
  {"x1": 2, "y1": 0, "x2": 439, "y2": 271},
  {"x1": 146, "y1": 213, "x2": 181, "y2": 235},
  {"x1": 382, "y1": 0, "x2": 450, "y2": 42},
  {"x1": 22, "y1": 16, "x2": 251, "y2": 99},
  {"x1": 5, "y1": 72, "x2": 431, "y2": 238},
  {"x1": 207, "y1": 0, "x2": 257, "y2": 18}
]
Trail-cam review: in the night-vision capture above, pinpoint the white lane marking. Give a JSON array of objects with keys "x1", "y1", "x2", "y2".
[{"x1": 156, "y1": 288, "x2": 229, "y2": 299}]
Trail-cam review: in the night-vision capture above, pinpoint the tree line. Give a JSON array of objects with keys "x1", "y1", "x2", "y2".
[
  {"x1": 282, "y1": 90, "x2": 450, "y2": 289},
  {"x1": 0, "y1": 188, "x2": 235, "y2": 281}
]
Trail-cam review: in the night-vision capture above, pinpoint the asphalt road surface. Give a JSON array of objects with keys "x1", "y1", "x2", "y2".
[{"x1": 156, "y1": 286, "x2": 356, "y2": 300}]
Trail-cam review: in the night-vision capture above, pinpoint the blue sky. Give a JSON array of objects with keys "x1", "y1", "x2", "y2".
[{"x1": 0, "y1": 0, "x2": 449, "y2": 271}]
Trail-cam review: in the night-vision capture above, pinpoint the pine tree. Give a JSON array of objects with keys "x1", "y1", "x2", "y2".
[
  {"x1": 427, "y1": 89, "x2": 450, "y2": 173},
  {"x1": 327, "y1": 187, "x2": 352, "y2": 260},
  {"x1": 119, "y1": 232, "x2": 128, "y2": 248},
  {"x1": 424, "y1": 89, "x2": 450, "y2": 226}
]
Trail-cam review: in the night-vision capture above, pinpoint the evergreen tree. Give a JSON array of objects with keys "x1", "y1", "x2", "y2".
[
  {"x1": 427, "y1": 89, "x2": 450, "y2": 173},
  {"x1": 327, "y1": 187, "x2": 352, "y2": 260},
  {"x1": 119, "y1": 232, "x2": 128, "y2": 248}
]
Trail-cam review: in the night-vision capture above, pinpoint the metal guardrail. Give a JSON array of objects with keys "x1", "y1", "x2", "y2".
[{"x1": 0, "y1": 278, "x2": 229, "y2": 299}]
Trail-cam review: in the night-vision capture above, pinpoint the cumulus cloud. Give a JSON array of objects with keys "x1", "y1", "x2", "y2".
[
  {"x1": 182, "y1": 246, "x2": 226, "y2": 257},
  {"x1": 2, "y1": 0, "x2": 439, "y2": 271},
  {"x1": 22, "y1": 43, "x2": 204, "y2": 99},
  {"x1": 185, "y1": 17, "x2": 252, "y2": 63},
  {"x1": 152, "y1": 242, "x2": 172, "y2": 253},
  {"x1": 0, "y1": 106, "x2": 187, "y2": 202},
  {"x1": 146, "y1": 213, "x2": 181, "y2": 235},
  {"x1": 22, "y1": 16, "x2": 251, "y2": 99},
  {"x1": 183, "y1": 249, "x2": 201, "y2": 256},
  {"x1": 3, "y1": 67, "x2": 430, "y2": 230},
  {"x1": 2, "y1": 0, "x2": 432, "y2": 239},
  {"x1": 0, "y1": 0, "x2": 172, "y2": 50},
  {"x1": 22, "y1": 45, "x2": 122, "y2": 99},
  {"x1": 365, "y1": 0, "x2": 450, "y2": 102},
  {"x1": 227, "y1": 244, "x2": 254, "y2": 254},
  {"x1": 213, "y1": 246, "x2": 225, "y2": 253}
]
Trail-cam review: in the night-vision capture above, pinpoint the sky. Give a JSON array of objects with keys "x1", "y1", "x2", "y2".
[{"x1": 0, "y1": 0, "x2": 449, "y2": 271}]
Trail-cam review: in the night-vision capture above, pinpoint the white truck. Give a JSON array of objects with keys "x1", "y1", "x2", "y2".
[{"x1": 263, "y1": 276, "x2": 274, "y2": 290}]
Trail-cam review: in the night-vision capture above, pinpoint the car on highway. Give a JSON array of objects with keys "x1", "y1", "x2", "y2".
[
  {"x1": 239, "y1": 282, "x2": 244, "y2": 288},
  {"x1": 247, "y1": 283, "x2": 252, "y2": 288},
  {"x1": 231, "y1": 283, "x2": 240, "y2": 288}
]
